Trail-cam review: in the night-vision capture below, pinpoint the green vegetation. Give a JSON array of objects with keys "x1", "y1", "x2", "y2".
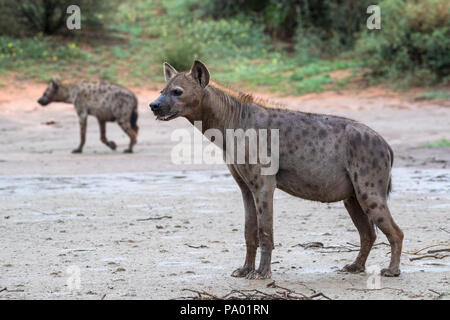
[
  {"x1": 356, "y1": 0, "x2": 450, "y2": 87},
  {"x1": 422, "y1": 138, "x2": 450, "y2": 148},
  {"x1": 0, "y1": 1, "x2": 111, "y2": 35},
  {"x1": 0, "y1": 0, "x2": 448, "y2": 94},
  {"x1": 418, "y1": 91, "x2": 450, "y2": 100}
]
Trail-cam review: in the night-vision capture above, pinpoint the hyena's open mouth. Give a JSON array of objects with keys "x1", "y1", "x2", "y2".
[{"x1": 156, "y1": 111, "x2": 179, "y2": 121}]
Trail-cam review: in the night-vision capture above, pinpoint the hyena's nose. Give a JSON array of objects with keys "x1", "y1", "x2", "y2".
[{"x1": 149, "y1": 102, "x2": 160, "y2": 112}]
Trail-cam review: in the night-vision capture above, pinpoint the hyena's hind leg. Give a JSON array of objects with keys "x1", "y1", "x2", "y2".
[
  {"x1": 359, "y1": 195, "x2": 403, "y2": 276},
  {"x1": 350, "y1": 172, "x2": 404, "y2": 277},
  {"x1": 341, "y1": 196, "x2": 376, "y2": 273},
  {"x1": 97, "y1": 118, "x2": 117, "y2": 151},
  {"x1": 117, "y1": 121, "x2": 137, "y2": 153}
]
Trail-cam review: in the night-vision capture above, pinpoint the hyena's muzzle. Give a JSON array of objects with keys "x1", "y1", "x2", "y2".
[
  {"x1": 37, "y1": 96, "x2": 50, "y2": 106},
  {"x1": 37, "y1": 88, "x2": 55, "y2": 106},
  {"x1": 149, "y1": 94, "x2": 179, "y2": 121}
]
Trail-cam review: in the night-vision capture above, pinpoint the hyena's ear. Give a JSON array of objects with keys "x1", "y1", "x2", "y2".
[
  {"x1": 51, "y1": 77, "x2": 61, "y2": 87},
  {"x1": 163, "y1": 62, "x2": 178, "y2": 82},
  {"x1": 190, "y1": 60, "x2": 209, "y2": 88}
]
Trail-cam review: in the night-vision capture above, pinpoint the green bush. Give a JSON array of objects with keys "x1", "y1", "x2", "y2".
[
  {"x1": 159, "y1": 37, "x2": 203, "y2": 71},
  {"x1": 356, "y1": 0, "x2": 450, "y2": 85},
  {"x1": 158, "y1": 18, "x2": 270, "y2": 70},
  {"x1": 207, "y1": 0, "x2": 377, "y2": 46},
  {"x1": 418, "y1": 90, "x2": 450, "y2": 100},
  {"x1": 184, "y1": 19, "x2": 269, "y2": 59},
  {"x1": 0, "y1": 35, "x2": 85, "y2": 69},
  {"x1": 290, "y1": 60, "x2": 360, "y2": 81},
  {"x1": 293, "y1": 0, "x2": 379, "y2": 62},
  {"x1": 0, "y1": 0, "x2": 112, "y2": 36},
  {"x1": 292, "y1": 74, "x2": 333, "y2": 94}
]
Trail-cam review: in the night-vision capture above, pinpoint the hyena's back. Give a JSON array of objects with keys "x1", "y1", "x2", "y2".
[{"x1": 76, "y1": 82, "x2": 138, "y2": 125}]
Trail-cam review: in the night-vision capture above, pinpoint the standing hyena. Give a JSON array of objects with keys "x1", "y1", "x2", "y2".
[
  {"x1": 38, "y1": 79, "x2": 139, "y2": 153},
  {"x1": 150, "y1": 61, "x2": 404, "y2": 279}
]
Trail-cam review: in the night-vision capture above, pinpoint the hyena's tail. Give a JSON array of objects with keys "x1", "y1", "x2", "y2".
[
  {"x1": 130, "y1": 109, "x2": 139, "y2": 133},
  {"x1": 387, "y1": 144, "x2": 394, "y2": 197},
  {"x1": 130, "y1": 95, "x2": 139, "y2": 133}
]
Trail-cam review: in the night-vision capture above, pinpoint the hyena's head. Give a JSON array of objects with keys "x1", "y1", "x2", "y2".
[
  {"x1": 38, "y1": 78, "x2": 62, "y2": 106},
  {"x1": 149, "y1": 60, "x2": 210, "y2": 121}
]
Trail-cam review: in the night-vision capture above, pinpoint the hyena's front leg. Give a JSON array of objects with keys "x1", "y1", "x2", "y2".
[
  {"x1": 97, "y1": 118, "x2": 116, "y2": 151},
  {"x1": 228, "y1": 166, "x2": 258, "y2": 278},
  {"x1": 72, "y1": 113, "x2": 87, "y2": 153},
  {"x1": 246, "y1": 177, "x2": 276, "y2": 280}
]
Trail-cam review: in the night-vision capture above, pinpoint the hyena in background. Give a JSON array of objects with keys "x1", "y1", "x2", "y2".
[
  {"x1": 38, "y1": 79, "x2": 139, "y2": 153},
  {"x1": 150, "y1": 60, "x2": 404, "y2": 280}
]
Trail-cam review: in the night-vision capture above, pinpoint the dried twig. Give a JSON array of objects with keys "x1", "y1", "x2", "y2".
[
  {"x1": 136, "y1": 215, "x2": 172, "y2": 221},
  {"x1": 182, "y1": 289, "x2": 221, "y2": 300},
  {"x1": 266, "y1": 281, "x2": 309, "y2": 299},
  {"x1": 295, "y1": 241, "x2": 389, "y2": 254},
  {"x1": 221, "y1": 289, "x2": 250, "y2": 300},
  {"x1": 346, "y1": 242, "x2": 359, "y2": 247},
  {"x1": 409, "y1": 254, "x2": 448, "y2": 261},
  {"x1": 289, "y1": 282, "x2": 332, "y2": 300},
  {"x1": 293, "y1": 242, "x2": 358, "y2": 253},
  {"x1": 309, "y1": 292, "x2": 332, "y2": 300},
  {"x1": 346, "y1": 242, "x2": 389, "y2": 248},
  {"x1": 177, "y1": 282, "x2": 331, "y2": 300},
  {"x1": 347, "y1": 287, "x2": 408, "y2": 294},
  {"x1": 41, "y1": 120, "x2": 56, "y2": 125},
  {"x1": 0, "y1": 287, "x2": 6, "y2": 293},
  {"x1": 427, "y1": 248, "x2": 450, "y2": 254},
  {"x1": 428, "y1": 289, "x2": 445, "y2": 299},
  {"x1": 318, "y1": 249, "x2": 360, "y2": 253},
  {"x1": 403, "y1": 243, "x2": 450, "y2": 255},
  {"x1": 185, "y1": 244, "x2": 208, "y2": 249},
  {"x1": 292, "y1": 242, "x2": 325, "y2": 249}
]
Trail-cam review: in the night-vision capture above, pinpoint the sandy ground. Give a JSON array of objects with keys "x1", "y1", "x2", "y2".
[{"x1": 0, "y1": 82, "x2": 449, "y2": 300}]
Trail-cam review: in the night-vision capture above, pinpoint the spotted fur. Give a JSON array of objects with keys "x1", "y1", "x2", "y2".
[
  {"x1": 150, "y1": 61, "x2": 404, "y2": 279},
  {"x1": 38, "y1": 79, "x2": 139, "y2": 153}
]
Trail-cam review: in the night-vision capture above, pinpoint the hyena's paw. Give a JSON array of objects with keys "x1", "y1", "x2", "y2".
[
  {"x1": 72, "y1": 148, "x2": 82, "y2": 154},
  {"x1": 246, "y1": 269, "x2": 272, "y2": 280},
  {"x1": 340, "y1": 263, "x2": 365, "y2": 274},
  {"x1": 381, "y1": 268, "x2": 400, "y2": 277},
  {"x1": 107, "y1": 141, "x2": 117, "y2": 150},
  {"x1": 123, "y1": 148, "x2": 133, "y2": 153},
  {"x1": 231, "y1": 266, "x2": 254, "y2": 278}
]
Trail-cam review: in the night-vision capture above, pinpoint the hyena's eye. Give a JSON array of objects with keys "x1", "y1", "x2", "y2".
[{"x1": 171, "y1": 88, "x2": 183, "y2": 96}]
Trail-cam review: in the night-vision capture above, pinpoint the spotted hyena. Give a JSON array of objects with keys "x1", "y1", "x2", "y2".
[
  {"x1": 149, "y1": 61, "x2": 404, "y2": 280},
  {"x1": 38, "y1": 79, "x2": 139, "y2": 153}
]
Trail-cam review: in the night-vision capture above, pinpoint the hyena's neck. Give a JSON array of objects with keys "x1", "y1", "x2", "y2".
[
  {"x1": 196, "y1": 84, "x2": 262, "y2": 136},
  {"x1": 56, "y1": 83, "x2": 79, "y2": 104}
]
